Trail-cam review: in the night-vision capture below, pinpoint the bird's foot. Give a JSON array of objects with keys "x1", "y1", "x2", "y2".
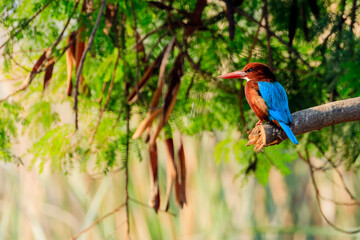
[{"x1": 255, "y1": 120, "x2": 262, "y2": 126}]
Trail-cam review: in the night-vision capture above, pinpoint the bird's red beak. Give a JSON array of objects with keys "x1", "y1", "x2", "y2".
[{"x1": 218, "y1": 71, "x2": 247, "y2": 79}]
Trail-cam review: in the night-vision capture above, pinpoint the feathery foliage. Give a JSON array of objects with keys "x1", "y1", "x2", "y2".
[{"x1": 0, "y1": 0, "x2": 359, "y2": 184}]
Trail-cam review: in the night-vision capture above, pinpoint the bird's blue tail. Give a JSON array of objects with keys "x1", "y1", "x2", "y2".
[{"x1": 278, "y1": 121, "x2": 299, "y2": 145}]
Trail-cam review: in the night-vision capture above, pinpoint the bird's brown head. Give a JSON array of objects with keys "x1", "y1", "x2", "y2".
[{"x1": 218, "y1": 62, "x2": 276, "y2": 82}]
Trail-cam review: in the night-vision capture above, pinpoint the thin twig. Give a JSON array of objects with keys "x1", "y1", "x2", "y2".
[
  {"x1": 80, "y1": 109, "x2": 124, "y2": 161},
  {"x1": 124, "y1": 85, "x2": 131, "y2": 240},
  {"x1": 307, "y1": 161, "x2": 360, "y2": 233},
  {"x1": 134, "y1": 24, "x2": 167, "y2": 48},
  {"x1": 246, "y1": 13, "x2": 264, "y2": 63},
  {"x1": 320, "y1": 1, "x2": 360, "y2": 47},
  {"x1": 88, "y1": 166, "x2": 124, "y2": 179},
  {"x1": 90, "y1": 50, "x2": 121, "y2": 145},
  {"x1": 71, "y1": 203, "x2": 125, "y2": 240},
  {"x1": 58, "y1": 36, "x2": 77, "y2": 60},
  {"x1": 129, "y1": 2, "x2": 139, "y2": 79},
  {"x1": 74, "y1": 0, "x2": 107, "y2": 131},
  {"x1": 105, "y1": 221, "x2": 126, "y2": 240},
  {"x1": 122, "y1": 30, "x2": 131, "y2": 239},
  {"x1": 96, "y1": 62, "x2": 113, "y2": 104},
  {"x1": 52, "y1": 0, "x2": 81, "y2": 50},
  {"x1": 297, "y1": 149, "x2": 359, "y2": 206},
  {"x1": 309, "y1": 141, "x2": 360, "y2": 203},
  {"x1": 129, "y1": 0, "x2": 142, "y2": 108},
  {"x1": 184, "y1": 51, "x2": 218, "y2": 82},
  {"x1": 349, "y1": 0, "x2": 357, "y2": 55},
  {"x1": 129, "y1": 197, "x2": 177, "y2": 217},
  {"x1": 303, "y1": 146, "x2": 360, "y2": 234},
  {"x1": 185, "y1": 57, "x2": 201, "y2": 99},
  {"x1": 321, "y1": 0, "x2": 350, "y2": 49},
  {"x1": 98, "y1": 81, "x2": 109, "y2": 104},
  {"x1": 235, "y1": 8, "x2": 312, "y2": 70},
  {"x1": 0, "y1": 71, "x2": 42, "y2": 102},
  {"x1": 9, "y1": 48, "x2": 47, "y2": 54},
  {"x1": 263, "y1": 0, "x2": 273, "y2": 70},
  {"x1": 238, "y1": 83, "x2": 248, "y2": 131},
  {"x1": 145, "y1": 30, "x2": 169, "y2": 63},
  {"x1": 185, "y1": 73, "x2": 196, "y2": 99},
  {"x1": 0, "y1": 0, "x2": 55, "y2": 50},
  {"x1": 318, "y1": 195, "x2": 360, "y2": 206},
  {"x1": 0, "y1": 3, "x2": 79, "y2": 103},
  {"x1": 148, "y1": 1, "x2": 191, "y2": 18},
  {"x1": 297, "y1": 145, "x2": 335, "y2": 171},
  {"x1": 8, "y1": 54, "x2": 31, "y2": 72}
]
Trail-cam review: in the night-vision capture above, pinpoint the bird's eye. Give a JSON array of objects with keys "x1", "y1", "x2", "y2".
[{"x1": 246, "y1": 68, "x2": 254, "y2": 73}]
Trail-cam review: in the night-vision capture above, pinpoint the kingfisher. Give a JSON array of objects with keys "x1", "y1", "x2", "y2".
[{"x1": 219, "y1": 62, "x2": 299, "y2": 145}]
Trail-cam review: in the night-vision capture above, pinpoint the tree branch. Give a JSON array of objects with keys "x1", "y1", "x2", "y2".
[
  {"x1": 145, "y1": 30, "x2": 169, "y2": 63},
  {"x1": 8, "y1": 54, "x2": 31, "y2": 72},
  {"x1": 246, "y1": 12, "x2": 264, "y2": 64},
  {"x1": 263, "y1": 0, "x2": 273, "y2": 70},
  {"x1": 89, "y1": 50, "x2": 121, "y2": 145},
  {"x1": 235, "y1": 8, "x2": 313, "y2": 70},
  {"x1": 74, "y1": 0, "x2": 106, "y2": 131},
  {"x1": 0, "y1": 2, "x2": 79, "y2": 103},
  {"x1": 305, "y1": 146, "x2": 360, "y2": 234},
  {"x1": 71, "y1": 203, "x2": 125, "y2": 240},
  {"x1": 0, "y1": 0, "x2": 55, "y2": 50},
  {"x1": 124, "y1": 78, "x2": 131, "y2": 240},
  {"x1": 246, "y1": 97, "x2": 360, "y2": 152},
  {"x1": 133, "y1": 24, "x2": 167, "y2": 50}
]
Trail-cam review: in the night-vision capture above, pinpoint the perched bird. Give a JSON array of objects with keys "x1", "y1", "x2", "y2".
[{"x1": 218, "y1": 62, "x2": 299, "y2": 145}]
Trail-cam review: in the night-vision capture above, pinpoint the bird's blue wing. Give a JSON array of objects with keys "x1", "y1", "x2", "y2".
[
  {"x1": 257, "y1": 81, "x2": 292, "y2": 124},
  {"x1": 258, "y1": 81, "x2": 298, "y2": 144}
]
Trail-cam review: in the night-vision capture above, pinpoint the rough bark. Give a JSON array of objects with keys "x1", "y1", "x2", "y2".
[{"x1": 247, "y1": 97, "x2": 360, "y2": 152}]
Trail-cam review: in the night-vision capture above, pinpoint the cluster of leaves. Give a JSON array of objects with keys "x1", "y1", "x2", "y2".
[
  {"x1": 0, "y1": 102, "x2": 21, "y2": 162},
  {"x1": 0, "y1": 0, "x2": 359, "y2": 184}
]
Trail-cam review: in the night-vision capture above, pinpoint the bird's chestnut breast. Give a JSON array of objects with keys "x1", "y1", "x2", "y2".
[{"x1": 245, "y1": 81, "x2": 269, "y2": 121}]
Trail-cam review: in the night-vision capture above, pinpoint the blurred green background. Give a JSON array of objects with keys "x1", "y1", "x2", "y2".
[{"x1": 0, "y1": 134, "x2": 359, "y2": 239}]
